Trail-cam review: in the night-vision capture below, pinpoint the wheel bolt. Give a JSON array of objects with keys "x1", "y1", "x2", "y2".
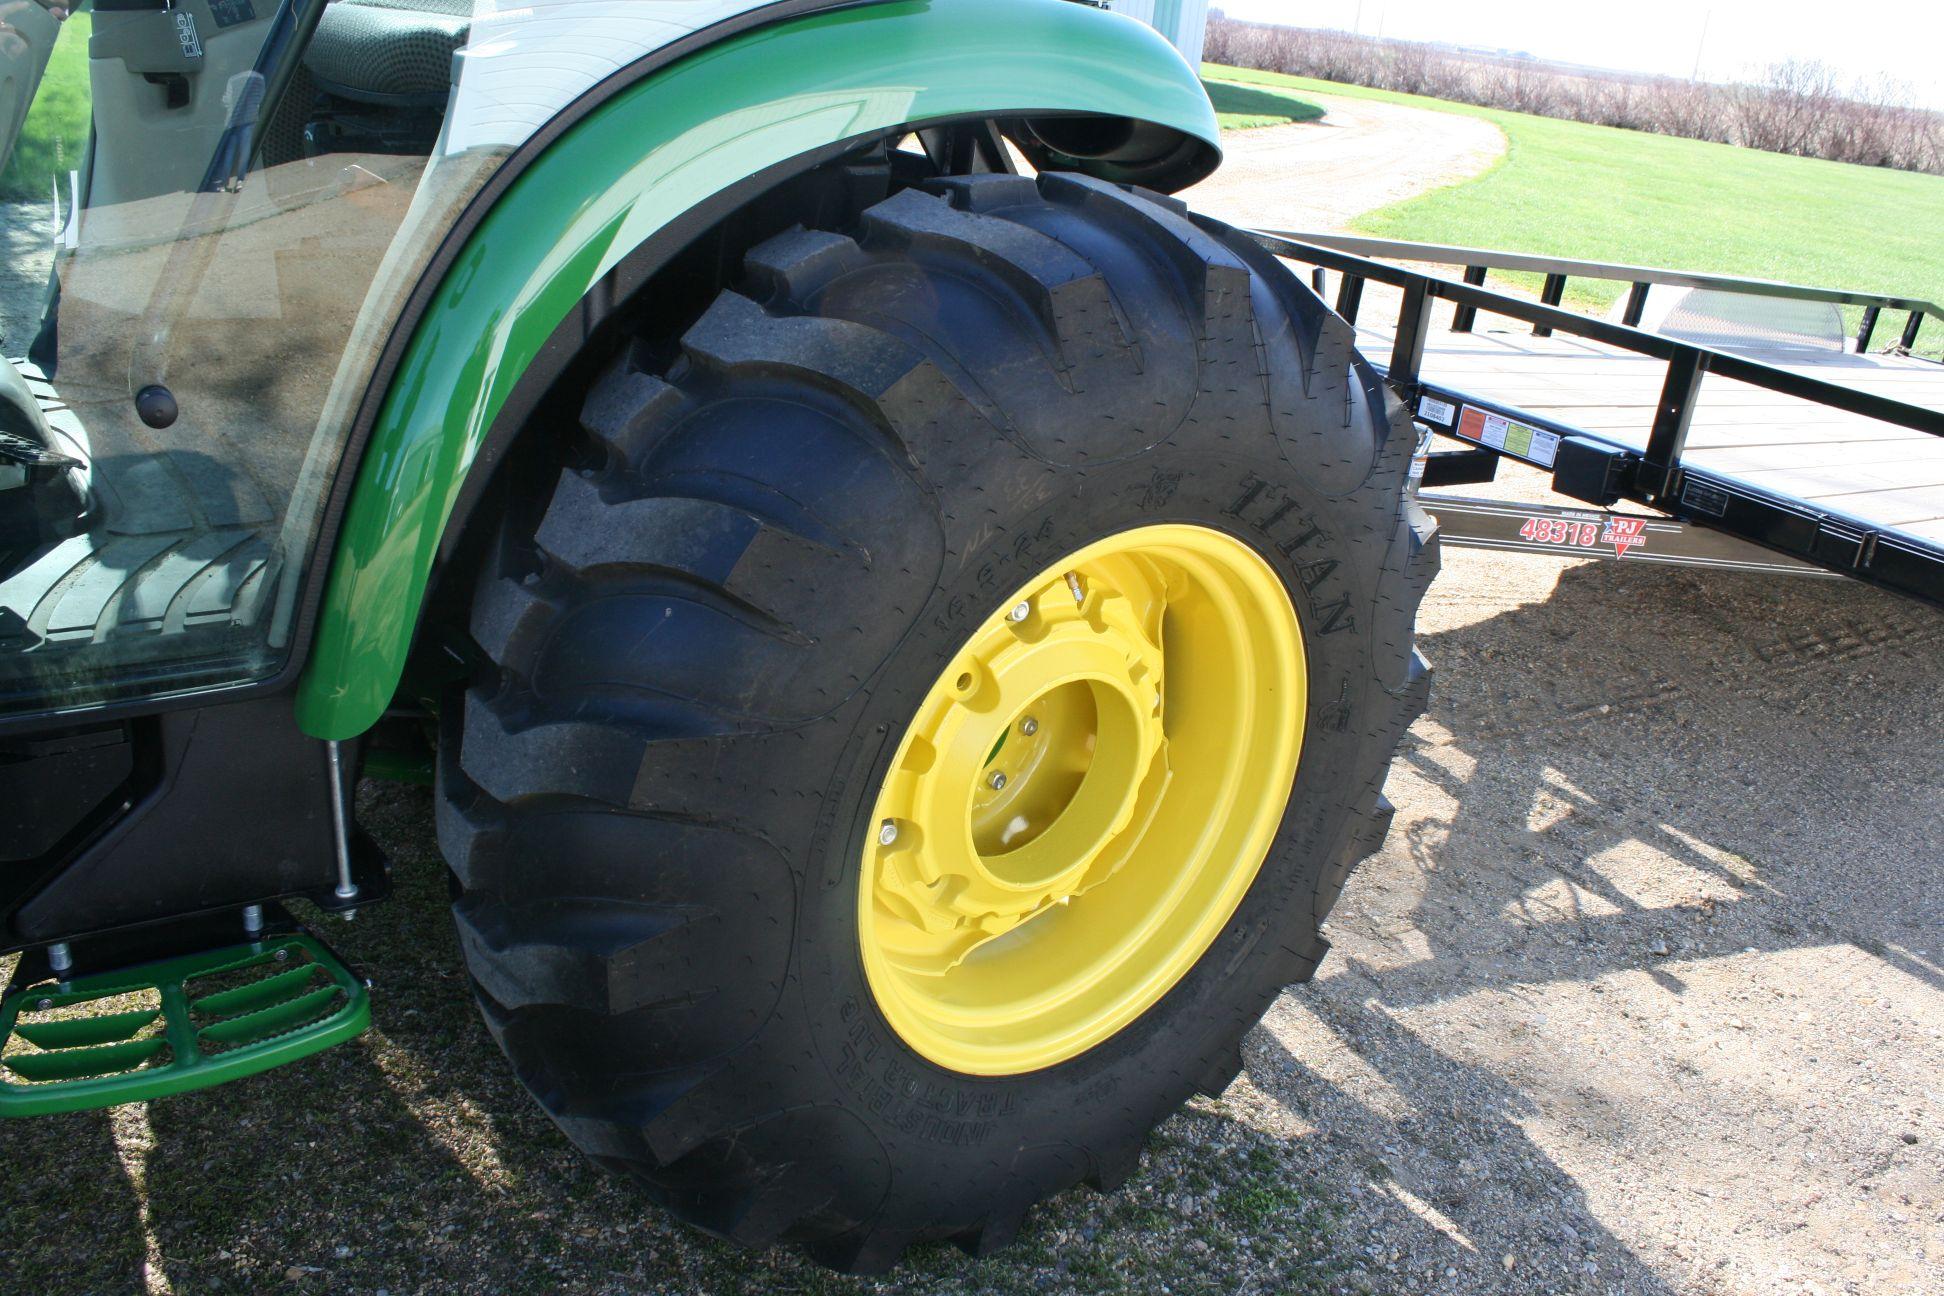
[
  {"x1": 35, "y1": 998, "x2": 52, "y2": 1012},
  {"x1": 988, "y1": 771, "x2": 1008, "y2": 791},
  {"x1": 878, "y1": 820, "x2": 900, "y2": 846},
  {"x1": 1020, "y1": 717, "x2": 1039, "y2": 736},
  {"x1": 1007, "y1": 601, "x2": 1031, "y2": 623}
]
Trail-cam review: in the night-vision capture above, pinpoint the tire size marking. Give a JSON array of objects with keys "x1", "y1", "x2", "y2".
[
  {"x1": 836, "y1": 997, "x2": 1011, "y2": 1147},
  {"x1": 936, "y1": 519, "x2": 1058, "y2": 636},
  {"x1": 1139, "y1": 467, "x2": 1184, "y2": 510},
  {"x1": 1225, "y1": 473, "x2": 1357, "y2": 636}
]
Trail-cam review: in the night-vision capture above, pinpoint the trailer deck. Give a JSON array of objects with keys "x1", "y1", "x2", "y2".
[
  {"x1": 1249, "y1": 231, "x2": 1944, "y2": 607},
  {"x1": 1364, "y1": 316, "x2": 1944, "y2": 544}
]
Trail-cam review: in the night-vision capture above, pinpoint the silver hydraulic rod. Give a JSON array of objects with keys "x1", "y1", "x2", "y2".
[{"x1": 326, "y1": 740, "x2": 359, "y2": 904}]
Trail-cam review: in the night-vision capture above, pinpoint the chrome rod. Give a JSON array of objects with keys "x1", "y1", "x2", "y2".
[{"x1": 326, "y1": 741, "x2": 358, "y2": 903}]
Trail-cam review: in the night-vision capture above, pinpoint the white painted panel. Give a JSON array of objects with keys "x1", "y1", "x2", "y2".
[
  {"x1": 1172, "y1": 0, "x2": 1210, "y2": 67},
  {"x1": 1108, "y1": 0, "x2": 1210, "y2": 68},
  {"x1": 446, "y1": 0, "x2": 782, "y2": 153},
  {"x1": 442, "y1": 0, "x2": 1216, "y2": 157}
]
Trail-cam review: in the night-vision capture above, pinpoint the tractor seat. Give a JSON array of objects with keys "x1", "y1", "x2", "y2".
[{"x1": 304, "y1": 0, "x2": 473, "y2": 107}]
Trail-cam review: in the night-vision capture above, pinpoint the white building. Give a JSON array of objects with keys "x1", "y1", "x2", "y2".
[{"x1": 1107, "y1": 0, "x2": 1213, "y2": 68}]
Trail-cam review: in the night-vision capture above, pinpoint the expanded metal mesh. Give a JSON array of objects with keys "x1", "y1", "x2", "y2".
[{"x1": 1651, "y1": 287, "x2": 1847, "y2": 356}]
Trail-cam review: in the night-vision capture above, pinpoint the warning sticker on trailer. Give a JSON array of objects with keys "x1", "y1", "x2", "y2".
[{"x1": 1456, "y1": 405, "x2": 1561, "y2": 468}]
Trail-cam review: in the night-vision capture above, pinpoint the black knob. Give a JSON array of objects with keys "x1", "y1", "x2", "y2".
[{"x1": 135, "y1": 384, "x2": 179, "y2": 430}]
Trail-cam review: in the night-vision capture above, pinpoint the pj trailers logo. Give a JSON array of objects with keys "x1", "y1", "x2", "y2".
[
  {"x1": 1601, "y1": 517, "x2": 1648, "y2": 557},
  {"x1": 1517, "y1": 514, "x2": 1651, "y2": 558}
]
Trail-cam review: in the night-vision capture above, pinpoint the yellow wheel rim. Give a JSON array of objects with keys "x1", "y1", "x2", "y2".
[{"x1": 858, "y1": 524, "x2": 1308, "y2": 1075}]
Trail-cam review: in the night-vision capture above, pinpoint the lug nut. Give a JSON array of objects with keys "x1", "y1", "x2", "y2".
[
  {"x1": 1020, "y1": 717, "x2": 1039, "y2": 736},
  {"x1": 988, "y1": 771, "x2": 1008, "y2": 791},
  {"x1": 878, "y1": 820, "x2": 900, "y2": 846},
  {"x1": 1007, "y1": 601, "x2": 1031, "y2": 623},
  {"x1": 35, "y1": 998, "x2": 52, "y2": 1012}
]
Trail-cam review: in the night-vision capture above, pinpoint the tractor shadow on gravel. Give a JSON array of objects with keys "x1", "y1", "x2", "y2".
[{"x1": 1240, "y1": 998, "x2": 1679, "y2": 1294}]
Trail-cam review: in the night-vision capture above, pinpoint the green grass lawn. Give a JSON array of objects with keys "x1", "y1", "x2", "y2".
[
  {"x1": 1, "y1": 13, "x2": 90, "y2": 203},
  {"x1": 1204, "y1": 77, "x2": 1326, "y2": 131},
  {"x1": 1204, "y1": 62, "x2": 1944, "y2": 357}
]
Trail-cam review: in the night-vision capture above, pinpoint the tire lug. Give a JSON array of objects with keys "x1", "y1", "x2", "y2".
[
  {"x1": 988, "y1": 771, "x2": 1007, "y2": 791},
  {"x1": 878, "y1": 820, "x2": 900, "y2": 847},
  {"x1": 1020, "y1": 717, "x2": 1039, "y2": 736},
  {"x1": 1006, "y1": 601, "x2": 1031, "y2": 623}
]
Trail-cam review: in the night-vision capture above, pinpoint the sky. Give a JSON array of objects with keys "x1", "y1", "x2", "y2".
[{"x1": 1212, "y1": 1, "x2": 1944, "y2": 109}]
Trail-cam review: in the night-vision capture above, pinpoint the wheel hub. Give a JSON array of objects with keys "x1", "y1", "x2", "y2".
[
  {"x1": 858, "y1": 524, "x2": 1308, "y2": 1075},
  {"x1": 872, "y1": 564, "x2": 1170, "y2": 975}
]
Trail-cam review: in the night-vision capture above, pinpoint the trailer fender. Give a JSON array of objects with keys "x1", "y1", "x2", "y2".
[{"x1": 293, "y1": 0, "x2": 1220, "y2": 739}]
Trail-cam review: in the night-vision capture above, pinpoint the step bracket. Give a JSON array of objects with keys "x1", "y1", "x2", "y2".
[{"x1": 0, "y1": 934, "x2": 369, "y2": 1117}]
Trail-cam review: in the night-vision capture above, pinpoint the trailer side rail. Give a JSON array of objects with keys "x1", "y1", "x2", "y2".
[
  {"x1": 1245, "y1": 230, "x2": 1944, "y2": 609},
  {"x1": 1256, "y1": 228, "x2": 1940, "y2": 353}
]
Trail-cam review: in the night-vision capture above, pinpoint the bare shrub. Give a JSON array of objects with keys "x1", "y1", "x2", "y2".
[
  {"x1": 1735, "y1": 60, "x2": 1842, "y2": 157},
  {"x1": 1201, "y1": 16, "x2": 1944, "y2": 177},
  {"x1": 1647, "y1": 77, "x2": 1732, "y2": 143}
]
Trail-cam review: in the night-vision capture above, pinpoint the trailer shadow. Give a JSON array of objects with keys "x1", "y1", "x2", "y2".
[
  {"x1": 1226, "y1": 551, "x2": 1942, "y2": 1293},
  {"x1": 1368, "y1": 553, "x2": 1940, "y2": 1005}
]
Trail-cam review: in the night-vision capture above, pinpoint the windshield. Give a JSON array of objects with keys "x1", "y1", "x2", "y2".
[{"x1": 0, "y1": 0, "x2": 504, "y2": 717}]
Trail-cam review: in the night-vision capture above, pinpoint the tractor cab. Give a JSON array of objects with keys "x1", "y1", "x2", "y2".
[{"x1": 0, "y1": 0, "x2": 484, "y2": 722}]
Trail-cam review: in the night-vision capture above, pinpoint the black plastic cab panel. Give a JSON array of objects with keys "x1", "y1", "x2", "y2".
[{"x1": 3, "y1": 694, "x2": 346, "y2": 951}]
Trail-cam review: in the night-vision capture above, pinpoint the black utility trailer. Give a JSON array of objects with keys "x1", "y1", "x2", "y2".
[{"x1": 1247, "y1": 231, "x2": 1944, "y2": 609}]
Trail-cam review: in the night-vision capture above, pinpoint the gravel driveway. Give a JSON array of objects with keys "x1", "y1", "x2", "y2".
[
  {"x1": 8, "y1": 540, "x2": 1933, "y2": 1296},
  {"x1": 1249, "y1": 531, "x2": 1942, "y2": 1296},
  {"x1": 1183, "y1": 92, "x2": 1506, "y2": 233}
]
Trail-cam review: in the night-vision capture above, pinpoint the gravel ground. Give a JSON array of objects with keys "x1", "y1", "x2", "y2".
[
  {"x1": 3, "y1": 198, "x2": 54, "y2": 353},
  {"x1": 3, "y1": 103, "x2": 1940, "y2": 1296},
  {"x1": 4, "y1": 546, "x2": 1934, "y2": 1296},
  {"x1": 1182, "y1": 92, "x2": 1505, "y2": 233}
]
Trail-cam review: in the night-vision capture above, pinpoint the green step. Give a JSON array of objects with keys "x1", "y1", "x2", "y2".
[{"x1": 0, "y1": 934, "x2": 370, "y2": 1117}]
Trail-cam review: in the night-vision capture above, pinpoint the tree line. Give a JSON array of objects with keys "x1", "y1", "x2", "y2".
[{"x1": 1203, "y1": 16, "x2": 1944, "y2": 176}]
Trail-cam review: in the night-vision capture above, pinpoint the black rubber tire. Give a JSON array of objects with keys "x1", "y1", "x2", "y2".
[{"x1": 437, "y1": 172, "x2": 1436, "y2": 1272}]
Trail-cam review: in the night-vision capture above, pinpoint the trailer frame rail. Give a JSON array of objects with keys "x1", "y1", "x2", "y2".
[{"x1": 1245, "y1": 230, "x2": 1944, "y2": 609}]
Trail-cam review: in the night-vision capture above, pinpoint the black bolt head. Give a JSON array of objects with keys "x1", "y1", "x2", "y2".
[{"x1": 135, "y1": 384, "x2": 179, "y2": 429}]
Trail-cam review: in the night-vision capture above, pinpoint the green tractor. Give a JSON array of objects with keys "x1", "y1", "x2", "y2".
[{"x1": 0, "y1": 0, "x2": 1432, "y2": 1269}]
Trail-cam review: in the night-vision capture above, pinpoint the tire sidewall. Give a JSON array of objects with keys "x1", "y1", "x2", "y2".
[{"x1": 791, "y1": 438, "x2": 1387, "y2": 1173}]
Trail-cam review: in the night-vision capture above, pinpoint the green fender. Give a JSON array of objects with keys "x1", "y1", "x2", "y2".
[{"x1": 294, "y1": 0, "x2": 1220, "y2": 739}]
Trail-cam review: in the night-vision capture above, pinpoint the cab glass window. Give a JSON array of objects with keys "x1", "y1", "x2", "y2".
[{"x1": 0, "y1": 0, "x2": 504, "y2": 717}]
